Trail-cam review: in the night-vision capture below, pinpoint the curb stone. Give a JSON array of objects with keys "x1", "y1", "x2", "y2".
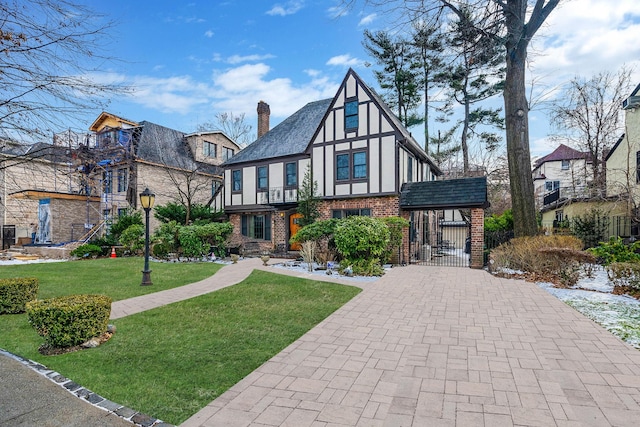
[{"x1": 0, "y1": 348, "x2": 174, "y2": 427}]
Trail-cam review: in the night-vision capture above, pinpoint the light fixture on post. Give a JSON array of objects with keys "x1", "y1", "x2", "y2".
[{"x1": 139, "y1": 187, "x2": 155, "y2": 286}]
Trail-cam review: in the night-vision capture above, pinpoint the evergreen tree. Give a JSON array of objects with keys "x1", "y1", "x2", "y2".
[
  {"x1": 441, "y1": 4, "x2": 505, "y2": 175},
  {"x1": 362, "y1": 30, "x2": 423, "y2": 128},
  {"x1": 297, "y1": 165, "x2": 320, "y2": 227}
]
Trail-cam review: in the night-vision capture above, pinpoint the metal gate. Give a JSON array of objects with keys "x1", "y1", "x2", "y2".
[
  {"x1": 2, "y1": 225, "x2": 16, "y2": 250},
  {"x1": 410, "y1": 210, "x2": 470, "y2": 267}
]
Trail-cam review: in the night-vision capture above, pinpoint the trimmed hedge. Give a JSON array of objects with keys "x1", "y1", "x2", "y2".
[
  {"x1": 0, "y1": 277, "x2": 38, "y2": 314},
  {"x1": 27, "y1": 294, "x2": 112, "y2": 348}
]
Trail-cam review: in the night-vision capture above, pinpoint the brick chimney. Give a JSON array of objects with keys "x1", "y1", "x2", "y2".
[{"x1": 257, "y1": 101, "x2": 270, "y2": 138}]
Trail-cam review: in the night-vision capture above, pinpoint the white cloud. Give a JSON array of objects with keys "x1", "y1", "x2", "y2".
[
  {"x1": 266, "y1": 1, "x2": 304, "y2": 16},
  {"x1": 326, "y1": 54, "x2": 363, "y2": 67},
  {"x1": 531, "y1": 0, "x2": 640, "y2": 86},
  {"x1": 125, "y1": 75, "x2": 211, "y2": 114},
  {"x1": 209, "y1": 63, "x2": 338, "y2": 119},
  {"x1": 204, "y1": 30, "x2": 214, "y2": 38},
  {"x1": 227, "y1": 54, "x2": 276, "y2": 64},
  {"x1": 358, "y1": 13, "x2": 377, "y2": 26}
]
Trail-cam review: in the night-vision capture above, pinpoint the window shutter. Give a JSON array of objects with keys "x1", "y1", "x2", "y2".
[
  {"x1": 241, "y1": 215, "x2": 247, "y2": 236},
  {"x1": 265, "y1": 214, "x2": 272, "y2": 241}
]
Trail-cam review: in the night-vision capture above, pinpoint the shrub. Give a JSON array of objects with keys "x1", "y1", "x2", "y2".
[
  {"x1": 490, "y1": 235, "x2": 592, "y2": 286},
  {"x1": 587, "y1": 237, "x2": 640, "y2": 265},
  {"x1": 0, "y1": 278, "x2": 38, "y2": 314},
  {"x1": 484, "y1": 209, "x2": 513, "y2": 232},
  {"x1": 290, "y1": 218, "x2": 338, "y2": 244},
  {"x1": 88, "y1": 235, "x2": 117, "y2": 256},
  {"x1": 381, "y1": 216, "x2": 410, "y2": 264},
  {"x1": 119, "y1": 224, "x2": 145, "y2": 254},
  {"x1": 570, "y1": 209, "x2": 610, "y2": 249},
  {"x1": 178, "y1": 226, "x2": 209, "y2": 259},
  {"x1": 334, "y1": 216, "x2": 390, "y2": 276},
  {"x1": 27, "y1": 294, "x2": 112, "y2": 348},
  {"x1": 70, "y1": 244, "x2": 103, "y2": 258},
  {"x1": 607, "y1": 262, "x2": 640, "y2": 295},
  {"x1": 109, "y1": 209, "x2": 143, "y2": 239}
]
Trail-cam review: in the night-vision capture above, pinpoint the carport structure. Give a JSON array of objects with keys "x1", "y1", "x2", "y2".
[{"x1": 400, "y1": 176, "x2": 489, "y2": 269}]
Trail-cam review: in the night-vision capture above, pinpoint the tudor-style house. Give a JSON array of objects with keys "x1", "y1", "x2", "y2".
[{"x1": 222, "y1": 69, "x2": 445, "y2": 261}]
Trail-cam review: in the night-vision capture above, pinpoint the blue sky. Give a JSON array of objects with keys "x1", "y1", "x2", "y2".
[{"x1": 80, "y1": 0, "x2": 640, "y2": 159}]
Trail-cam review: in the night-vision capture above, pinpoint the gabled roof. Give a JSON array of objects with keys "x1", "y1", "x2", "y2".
[
  {"x1": 223, "y1": 99, "x2": 332, "y2": 165},
  {"x1": 400, "y1": 177, "x2": 489, "y2": 209},
  {"x1": 338, "y1": 69, "x2": 441, "y2": 175},
  {"x1": 223, "y1": 68, "x2": 441, "y2": 174},
  {"x1": 135, "y1": 121, "x2": 221, "y2": 175},
  {"x1": 533, "y1": 144, "x2": 590, "y2": 169},
  {"x1": 89, "y1": 112, "x2": 138, "y2": 132},
  {"x1": 605, "y1": 133, "x2": 626, "y2": 161}
]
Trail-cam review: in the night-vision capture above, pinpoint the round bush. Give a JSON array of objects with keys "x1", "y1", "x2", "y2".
[{"x1": 27, "y1": 294, "x2": 112, "y2": 348}]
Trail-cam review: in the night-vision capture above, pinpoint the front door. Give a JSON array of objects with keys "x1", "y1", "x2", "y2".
[{"x1": 289, "y1": 213, "x2": 303, "y2": 250}]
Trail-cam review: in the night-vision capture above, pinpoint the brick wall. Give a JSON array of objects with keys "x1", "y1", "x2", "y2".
[
  {"x1": 49, "y1": 198, "x2": 101, "y2": 243},
  {"x1": 470, "y1": 207, "x2": 484, "y2": 269},
  {"x1": 318, "y1": 196, "x2": 400, "y2": 219}
]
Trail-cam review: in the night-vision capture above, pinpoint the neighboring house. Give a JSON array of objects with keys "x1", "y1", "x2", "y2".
[
  {"x1": 85, "y1": 112, "x2": 237, "y2": 231},
  {"x1": 532, "y1": 143, "x2": 593, "y2": 209},
  {"x1": 539, "y1": 86, "x2": 640, "y2": 239},
  {"x1": 0, "y1": 112, "x2": 237, "y2": 249},
  {"x1": 221, "y1": 69, "x2": 487, "y2": 266},
  {"x1": 0, "y1": 140, "x2": 99, "y2": 248},
  {"x1": 604, "y1": 83, "x2": 640, "y2": 237}
]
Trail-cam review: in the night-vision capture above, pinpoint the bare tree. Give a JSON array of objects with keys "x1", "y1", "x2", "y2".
[
  {"x1": 549, "y1": 66, "x2": 633, "y2": 193},
  {"x1": 198, "y1": 112, "x2": 254, "y2": 147},
  {"x1": 0, "y1": 0, "x2": 126, "y2": 141},
  {"x1": 342, "y1": 0, "x2": 561, "y2": 237}
]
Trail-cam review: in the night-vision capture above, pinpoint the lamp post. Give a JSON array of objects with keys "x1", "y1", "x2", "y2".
[{"x1": 139, "y1": 187, "x2": 155, "y2": 286}]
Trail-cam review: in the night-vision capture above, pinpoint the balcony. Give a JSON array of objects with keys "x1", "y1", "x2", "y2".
[
  {"x1": 540, "y1": 185, "x2": 606, "y2": 207},
  {"x1": 256, "y1": 187, "x2": 298, "y2": 205}
]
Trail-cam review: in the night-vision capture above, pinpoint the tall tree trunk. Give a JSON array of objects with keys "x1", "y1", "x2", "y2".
[{"x1": 504, "y1": 42, "x2": 537, "y2": 237}]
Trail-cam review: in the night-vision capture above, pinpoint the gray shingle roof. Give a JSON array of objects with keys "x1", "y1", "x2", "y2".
[
  {"x1": 223, "y1": 99, "x2": 333, "y2": 165},
  {"x1": 136, "y1": 121, "x2": 221, "y2": 175},
  {"x1": 400, "y1": 177, "x2": 488, "y2": 209}
]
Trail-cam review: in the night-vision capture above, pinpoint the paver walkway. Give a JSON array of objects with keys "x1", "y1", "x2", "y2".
[
  {"x1": 111, "y1": 258, "x2": 355, "y2": 319},
  {"x1": 180, "y1": 263, "x2": 640, "y2": 427}
]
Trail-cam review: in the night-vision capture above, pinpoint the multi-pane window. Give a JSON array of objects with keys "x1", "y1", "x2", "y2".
[
  {"x1": 345, "y1": 99, "x2": 358, "y2": 130},
  {"x1": 336, "y1": 151, "x2": 367, "y2": 181},
  {"x1": 336, "y1": 154, "x2": 349, "y2": 181},
  {"x1": 353, "y1": 152, "x2": 367, "y2": 179},
  {"x1": 241, "y1": 214, "x2": 272, "y2": 240},
  {"x1": 545, "y1": 180, "x2": 560, "y2": 192},
  {"x1": 117, "y1": 168, "x2": 127, "y2": 193},
  {"x1": 232, "y1": 170, "x2": 242, "y2": 192},
  {"x1": 223, "y1": 147, "x2": 235, "y2": 161},
  {"x1": 257, "y1": 166, "x2": 268, "y2": 190},
  {"x1": 118, "y1": 208, "x2": 128, "y2": 217},
  {"x1": 561, "y1": 159, "x2": 570, "y2": 170},
  {"x1": 204, "y1": 141, "x2": 217, "y2": 158},
  {"x1": 285, "y1": 162, "x2": 297, "y2": 187},
  {"x1": 332, "y1": 208, "x2": 371, "y2": 219},
  {"x1": 103, "y1": 170, "x2": 112, "y2": 194}
]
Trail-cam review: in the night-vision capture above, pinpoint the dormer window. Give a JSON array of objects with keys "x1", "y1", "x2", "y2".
[
  {"x1": 345, "y1": 98, "x2": 358, "y2": 131},
  {"x1": 203, "y1": 141, "x2": 217, "y2": 158}
]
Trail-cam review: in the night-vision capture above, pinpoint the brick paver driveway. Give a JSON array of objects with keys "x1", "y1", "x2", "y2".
[{"x1": 182, "y1": 264, "x2": 640, "y2": 426}]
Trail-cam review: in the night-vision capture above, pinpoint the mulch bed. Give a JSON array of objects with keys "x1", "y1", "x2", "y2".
[{"x1": 38, "y1": 331, "x2": 113, "y2": 356}]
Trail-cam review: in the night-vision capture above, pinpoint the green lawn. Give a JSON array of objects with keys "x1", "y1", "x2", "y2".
[
  {"x1": 0, "y1": 257, "x2": 223, "y2": 301},
  {"x1": 0, "y1": 261, "x2": 361, "y2": 425}
]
